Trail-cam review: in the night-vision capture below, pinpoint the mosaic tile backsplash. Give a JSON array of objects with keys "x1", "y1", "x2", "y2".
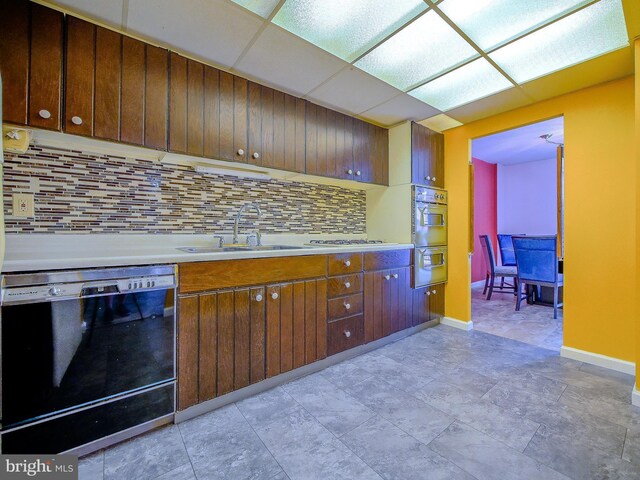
[{"x1": 3, "y1": 145, "x2": 366, "y2": 234}]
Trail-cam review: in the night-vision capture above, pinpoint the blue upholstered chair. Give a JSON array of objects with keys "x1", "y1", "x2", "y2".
[
  {"x1": 479, "y1": 235, "x2": 517, "y2": 300},
  {"x1": 497, "y1": 234, "x2": 519, "y2": 266},
  {"x1": 512, "y1": 236, "x2": 563, "y2": 319}
]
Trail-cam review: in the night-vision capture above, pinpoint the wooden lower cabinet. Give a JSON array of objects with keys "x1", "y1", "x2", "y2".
[
  {"x1": 364, "y1": 267, "x2": 413, "y2": 343},
  {"x1": 412, "y1": 283, "x2": 445, "y2": 326},
  {"x1": 266, "y1": 279, "x2": 327, "y2": 377}
]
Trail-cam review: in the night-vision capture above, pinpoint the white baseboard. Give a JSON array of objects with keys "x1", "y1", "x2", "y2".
[
  {"x1": 471, "y1": 280, "x2": 485, "y2": 288},
  {"x1": 560, "y1": 345, "x2": 636, "y2": 376},
  {"x1": 441, "y1": 316, "x2": 474, "y2": 331},
  {"x1": 633, "y1": 386, "x2": 640, "y2": 407}
]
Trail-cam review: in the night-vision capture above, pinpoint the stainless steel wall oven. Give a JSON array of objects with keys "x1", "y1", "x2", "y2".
[
  {"x1": 0, "y1": 265, "x2": 177, "y2": 455},
  {"x1": 413, "y1": 186, "x2": 448, "y2": 287}
]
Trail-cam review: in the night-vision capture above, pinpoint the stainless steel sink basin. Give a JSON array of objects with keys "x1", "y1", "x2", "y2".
[{"x1": 177, "y1": 245, "x2": 307, "y2": 254}]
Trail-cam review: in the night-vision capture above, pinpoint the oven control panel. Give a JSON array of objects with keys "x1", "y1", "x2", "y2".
[
  {"x1": 1, "y1": 275, "x2": 176, "y2": 305},
  {"x1": 415, "y1": 186, "x2": 447, "y2": 204}
]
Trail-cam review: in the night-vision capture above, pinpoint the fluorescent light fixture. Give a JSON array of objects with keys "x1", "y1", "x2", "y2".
[
  {"x1": 438, "y1": 0, "x2": 592, "y2": 51},
  {"x1": 194, "y1": 164, "x2": 272, "y2": 180},
  {"x1": 418, "y1": 114, "x2": 463, "y2": 132},
  {"x1": 231, "y1": 0, "x2": 282, "y2": 18},
  {"x1": 355, "y1": 10, "x2": 478, "y2": 91},
  {"x1": 272, "y1": 0, "x2": 427, "y2": 62},
  {"x1": 408, "y1": 58, "x2": 512, "y2": 111},
  {"x1": 489, "y1": 0, "x2": 629, "y2": 84}
]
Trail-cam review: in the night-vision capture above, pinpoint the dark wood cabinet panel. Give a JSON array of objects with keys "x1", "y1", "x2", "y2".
[
  {"x1": 233, "y1": 76, "x2": 248, "y2": 162},
  {"x1": 341, "y1": 115, "x2": 355, "y2": 180},
  {"x1": 412, "y1": 122, "x2": 444, "y2": 187},
  {"x1": 266, "y1": 284, "x2": 281, "y2": 378},
  {"x1": 234, "y1": 288, "x2": 251, "y2": 390},
  {"x1": 292, "y1": 281, "x2": 306, "y2": 369},
  {"x1": 364, "y1": 267, "x2": 412, "y2": 342},
  {"x1": 64, "y1": 16, "x2": 95, "y2": 136},
  {"x1": 187, "y1": 60, "x2": 204, "y2": 156},
  {"x1": 283, "y1": 94, "x2": 299, "y2": 172},
  {"x1": 328, "y1": 273, "x2": 363, "y2": 298},
  {"x1": 412, "y1": 283, "x2": 444, "y2": 325},
  {"x1": 429, "y1": 283, "x2": 445, "y2": 320},
  {"x1": 279, "y1": 283, "x2": 294, "y2": 373},
  {"x1": 325, "y1": 108, "x2": 337, "y2": 178},
  {"x1": 177, "y1": 295, "x2": 199, "y2": 410},
  {"x1": 120, "y1": 37, "x2": 145, "y2": 145},
  {"x1": 219, "y1": 71, "x2": 234, "y2": 160},
  {"x1": 305, "y1": 102, "x2": 319, "y2": 175},
  {"x1": 216, "y1": 290, "x2": 235, "y2": 396},
  {"x1": 249, "y1": 287, "x2": 266, "y2": 383},
  {"x1": 94, "y1": 26, "x2": 121, "y2": 141},
  {"x1": 328, "y1": 253, "x2": 363, "y2": 276},
  {"x1": 247, "y1": 81, "x2": 262, "y2": 165},
  {"x1": 198, "y1": 293, "x2": 217, "y2": 402},
  {"x1": 169, "y1": 53, "x2": 187, "y2": 153},
  {"x1": 373, "y1": 124, "x2": 389, "y2": 185},
  {"x1": 259, "y1": 85, "x2": 275, "y2": 168},
  {"x1": 144, "y1": 45, "x2": 169, "y2": 150},
  {"x1": 203, "y1": 65, "x2": 220, "y2": 159},
  {"x1": 0, "y1": 0, "x2": 29, "y2": 125},
  {"x1": 328, "y1": 292, "x2": 363, "y2": 321},
  {"x1": 327, "y1": 314, "x2": 364, "y2": 356},
  {"x1": 29, "y1": 3, "x2": 63, "y2": 130},
  {"x1": 364, "y1": 249, "x2": 411, "y2": 271}
]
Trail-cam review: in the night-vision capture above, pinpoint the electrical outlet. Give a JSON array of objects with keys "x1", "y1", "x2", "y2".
[{"x1": 12, "y1": 193, "x2": 35, "y2": 217}]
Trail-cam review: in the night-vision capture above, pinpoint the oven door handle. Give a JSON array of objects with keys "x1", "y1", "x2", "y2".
[
  {"x1": 418, "y1": 207, "x2": 446, "y2": 227},
  {"x1": 80, "y1": 282, "x2": 121, "y2": 297},
  {"x1": 419, "y1": 249, "x2": 446, "y2": 269}
]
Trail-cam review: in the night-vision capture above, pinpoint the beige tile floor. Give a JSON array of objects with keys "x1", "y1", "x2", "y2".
[{"x1": 472, "y1": 283, "x2": 563, "y2": 350}]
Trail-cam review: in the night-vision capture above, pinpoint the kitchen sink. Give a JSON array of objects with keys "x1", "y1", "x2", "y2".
[{"x1": 177, "y1": 245, "x2": 307, "y2": 254}]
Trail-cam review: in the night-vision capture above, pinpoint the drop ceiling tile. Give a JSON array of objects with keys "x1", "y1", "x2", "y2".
[
  {"x1": 126, "y1": 0, "x2": 264, "y2": 67},
  {"x1": 489, "y1": 0, "x2": 629, "y2": 84},
  {"x1": 306, "y1": 67, "x2": 401, "y2": 115},
  {"x1": 359, "y1": 94, "x2": 440, "y2": 127},
  {"x1": 231, "y1": 0, "x2": 282, "y2": 18},
  {"x1": 234, "y1": 24, "x2": 348, "y2": 96},
  {"x1": 354, "y1": 9, "x2": 478, "y2": 91},
  {"x1": 418, "y1": 114, "x2": 463, "y2": 132},
  {"x1": 438, "y1": 0, "x2": 591, "y2": 51},
  {"x1": 49, "y1": 0, "x2": 124, "y2": 26},
  {"x1": 444, "y1": 87, "x2": 532, "y2": 124},
  {"x1": 272, "y1": 0, "x2": 427, "y2": 62}
]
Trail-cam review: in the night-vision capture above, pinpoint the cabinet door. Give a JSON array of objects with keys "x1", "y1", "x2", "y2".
[
  {"x1": 394, "y1": 267, "x2": 413, "y2": 332},
  {"x1": 305, "y1": 102, "x2": 320, "y2": 175},
  {"x1": 94, "y1": 26, "x2": 121, "y2": 141},
  {"x1": 0, "y1": 0, "x2": 29, "y2": 125},
  {"x1": 364, "y1": 270, "x2": 385, "y2": 342},
  {"x1": 121, "y1": 36, "x2": 145, "y2": 145},
  {"x1": 65, "y1": 16, "x2": 95, "y2": 136},
  {"x1": 144, "y1": 44, "x2": 169, "y2": 150},
  {"x1": 29, "y1": 3, "x2": 63, "y2": 130},
  {"x1": 353, "y1": 119, "x2": 371, "y2": 183},
  {"x1": 412, "y1": 122, "x2": 443, "y2": 187},
  {"x1": 431, "y1": 131, "x2": 445, "y2": 188},
  {"x1": 247, "y1": 81, "x2": 262, "y2": 165},
  {"x1": 168, "y1": 53, "x2": 187, "y2": 153},
  {"x1": 258, "y1": 85, "x2": 275, "y2": 168},
  {"x1": 187, "y1": 60, "x2": 205, "y2": 156},
  {"x1": 429, "y1": 283, "x2": 445, "y2": 321},
  {"x1": 177, "y1": 295, "x2": 199, "y2": 410},
  {"x1": 412, "y1": 286, "x2": 431, "y2": 326},
  {"x1": 372, "y1": 124, "x2": 389, "y2": 185},
  {"x1": 233, "y1": 76, "x2": 248, "y2": 162}
]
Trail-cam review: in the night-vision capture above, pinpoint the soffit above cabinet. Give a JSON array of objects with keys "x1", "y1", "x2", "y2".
[{"x1": 43, "y1": 0, "x2": 638, "y2": 129}]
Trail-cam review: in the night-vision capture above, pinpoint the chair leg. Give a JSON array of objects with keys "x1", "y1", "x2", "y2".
[
  {"x1": 515, "y1": 282, "x2": 522, "y2": 311},
  {"x1": 487, "y1": 275, "x2": 495, "y2": 300},
  {"x1": 500, "y1": 277, "x2": 505, "y2": 289},
  {"x1": 553, "y1": 285, "x2": 559, "y2": 319},
  {"x1": 483, "y1": 274, "x2": 489, "y2": 295},
  {"x1": 513, "y1": 278, "x2": 518, "y2": 296}
]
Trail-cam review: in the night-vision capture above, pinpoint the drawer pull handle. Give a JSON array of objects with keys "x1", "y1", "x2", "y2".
[
  {"x1": 71, "y1": 115, "x2": 83, "y2": 125},
  {"x1": 384, "y1": 275, "x2": 390, "y2": 280},
  {"x1": 356, "y1": 170, "x2": 361, "y2": 176},
  {"x1": 344, "y1": 330, "x2": 351, "y2": 338},
  {"x1": 392, "y1": 273, "x2": 399, "y2": 279},
  {"x1": 39, "y1": 109, "x2": 51, "y2": 119},
  {"x1": 255, "y1": 294, "x2": 263, "y2": 302},
  {"x1": 425, "y1": 176, "x2": 431, "y2": 181},
  {"x1": 271, "y1": 292, "x2": 279, "y2": 300},
  {"x1": 344, "y1": 281, "x2": 351, "y2": 289},
  {"x1": 426, "y1": 291, "x2": 431, "y2": 296},
  {"x1": 344, "y1": 260, "x2": 351, "y2": 267},
  {"x1": 252, "y1": 152, "x2": 260, "y2": 159},
  {"x1": 237, "y1": 148, "x2": 245, "y2": 156},
  {"x1": 432, "y1": 289, "x2": 436, "y2": 294},
  {"x1": 432, "y1": 177, "x2": 436, "y2": 182},
  {"x1": 344, "y1": 303, "x2": 351, "y2": 310},
  {"x1": 347, "y1": 169, "x2": 353, "y2": 175}
]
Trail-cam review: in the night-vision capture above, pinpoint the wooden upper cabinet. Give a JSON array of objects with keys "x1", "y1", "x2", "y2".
[
  {"x1": 169, "y1": 53, "x2": 187, "y2": 153},
  {"x1": 65, "y1": 16, "x2": 95, "y2": 136},
  {"x1": 353, "y1": 118, "x2": 388, "y2": 185},
  {"x1": 412, "y1": 122, "x2": 444, "y2": 188},
  {"x1": 94, "y1": 27, "x2": 122, "y2": 141},
  {"x1": 0, "y1": 1, "x2": 63, "y2": 129},
  {"x1": 143, "y1": 44, "x2": 169, "y2": 150}
]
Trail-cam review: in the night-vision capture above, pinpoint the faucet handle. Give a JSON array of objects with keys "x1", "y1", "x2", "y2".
[
  {"x1": 212, "y1": 235, "x2": 225, "y2": 248},
  {"x1": 246, "y1": 232, "x2": 262, "y2": 246}
]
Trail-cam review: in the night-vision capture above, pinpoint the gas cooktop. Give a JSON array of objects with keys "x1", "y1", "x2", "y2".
[{"x1": 306, "y1": 239, "x2": 387, "y2": 246}]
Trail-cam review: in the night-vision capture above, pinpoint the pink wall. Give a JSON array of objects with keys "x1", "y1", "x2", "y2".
[{"x1": 472, "y1": 158, "x2": 497, "y2": 282}]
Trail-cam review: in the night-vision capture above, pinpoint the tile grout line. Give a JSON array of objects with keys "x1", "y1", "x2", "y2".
[{"x1": 174, "y1": 422, "x2": 199, "y2": 480}]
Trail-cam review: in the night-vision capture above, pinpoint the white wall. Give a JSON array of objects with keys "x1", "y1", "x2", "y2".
[{"x1": 497, "y1": 157, "x2": 557, "y2": 235}]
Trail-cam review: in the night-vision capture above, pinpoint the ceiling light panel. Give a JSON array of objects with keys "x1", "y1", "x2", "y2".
[
  {"x1": 231, "y1": 0, "x2": 282, "y2": 18},
  {"x1": 438, "y1": 0, "x2": 592, "y2": 51},
  {"x1": 354, "y1": 10, "x2": 479, "y2": 91},
  {"x1": 489, "y1": 0, "x2": 629, "y2": 84},
  {"x1": 408, "y1": 58, "x2": 512, "y2": 111},
  {"x1": 272, "y1": 0, "x2": 427, "y2": 62}
]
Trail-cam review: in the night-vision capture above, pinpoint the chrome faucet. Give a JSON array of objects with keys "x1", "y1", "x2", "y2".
[{"x1": 233, "y1": 202, "x2": 263, "y2": 245}]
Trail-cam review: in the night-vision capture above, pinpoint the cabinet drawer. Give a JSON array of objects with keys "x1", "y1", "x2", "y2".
[
  {"x1": 327, "y1": 315, "x2": 364, "y2": 356},
  {"x1": 328, "y1": 253, "x2": 363, "y2": 276},
  {"x1": 364, "y1": 249, "x2": 411, "y2": 271},
  {"x1": 328, "y1": 293, "x2": 363, "y2": 321},
  {"x1": 328, "y1": 273, "x2": 362, "y2": 298}
]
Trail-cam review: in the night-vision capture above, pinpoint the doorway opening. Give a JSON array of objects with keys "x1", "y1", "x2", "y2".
[{"x1": 470, "y1": 116, "x2": 564, "y2": 350}]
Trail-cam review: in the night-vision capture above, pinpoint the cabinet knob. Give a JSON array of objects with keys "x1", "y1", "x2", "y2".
[
  {"x1": 38, "y1": 109, "x2": 51, "y2": 119},
  {"x1": 384, "y1": 275, "x2": 390, "y2": 280},
  {"x1": 344, "y1": 303, "x2": 351, "y2": 310},
  {"x1": 344, "y1": 260, "x2": 351, "y2": 267},
  {"x1": 344, "y1": 330, "x2": 351, "y2": 338},
  {"x1": 344, "y1": 281, "x2": 351, "y2": 289},
  {"x1": 426, "y1": 291, "x2": 431, "y2": 296},
  {"x1": 271, "y1": 292, "x2": 279, "y2": 300},
  {"x1": 356, "y1": 171, "x2": 361, "y2": 176},
  {"x1": 255, "y1": 294, "x2": 263, "y2": 302},
  {"x1": 425, "y1": 176, "x2": 431, "y2": 181},
  {"x1": 347, "y1": 169, "x2": 353, "y2": 175},
  {"x1": 71, "y1": 116, "x2": 83, "y2": 125},
  {"x1": 432, "y1": 289, "x2": 436, "y2": 294},
  {"x1": 432, "y1": 177, "x2": 437, "y2": 182},
  {"x1": 252, "y1": 152, "x2": 260, "y2": 159},
  {"x1": 392, "y1": 273, "x2": 399, "y2": 279},
  {"x1": 237, "y1": 149, "x2": 245, "y2": 156}
]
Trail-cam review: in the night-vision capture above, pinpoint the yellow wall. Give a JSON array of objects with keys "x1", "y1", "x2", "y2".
[
  {"x1": 635, "y1": 40, "x2": 640, "y2": 385},
  {"x1": 445, "y1": 76, "x2": 637, "y2": 362}
]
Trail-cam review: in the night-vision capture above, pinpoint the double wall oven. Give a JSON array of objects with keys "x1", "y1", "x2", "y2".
[
  {"x1": 413, "y1": 186, "x2": 448, "y2": 287},
  {"x1": 0, "y1": 265, "x2": 177, "y2": 454}
]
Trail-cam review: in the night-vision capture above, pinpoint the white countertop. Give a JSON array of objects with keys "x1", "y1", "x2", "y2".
[{"x1": 2, "y1": 234, "x2": 414, "y2": 272}]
